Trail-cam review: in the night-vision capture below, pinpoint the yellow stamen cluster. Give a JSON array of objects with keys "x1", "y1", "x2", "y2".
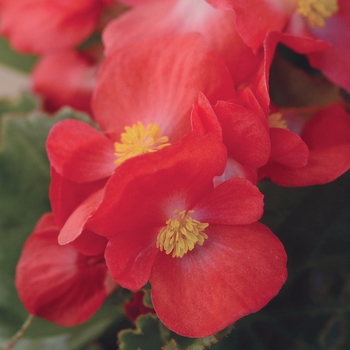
[
  {"x1": 156, "y1": 210, "x2": 209, "y2": 258},
  {"x1": 296, "y1": 0, "x2": 338, "y2": 28},
  {"x1": 268, "y1": 113, "x2": 289, "y2": 130},
  {"x1": 114, "y1": 121, "x2": 170, "y2": 165}
]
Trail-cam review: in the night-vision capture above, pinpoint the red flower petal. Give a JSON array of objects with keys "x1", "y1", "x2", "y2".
[
  {"x1": 269, "y1": 128, "x2": 309, "y2": 168},
  {"x1": 103, "y1": 0, "x2": 262, "y2": 85},
  {"x1": 193, "y1": 178, "x2": 264, "y2": 225},
  {"x1": 301, "y1": 103, "x2": 350, "y2": 149},
  {"x1": 0, "y1": 0, "x2": 107, "y2": 53},
  {"x1": 259, "y1": 144, "x2": 350, "y2": 186},
  {"x1": 58, "y1": 188, "x2": 105, "y2": 245},
  {"x1": 207, "y1": 0, "x2": 291, "y2": 51},
  {"x1": 49, "y1": 167, "x2": 107, "y2": 227},
  {"x1": 92, "y1": 33, "x2": 235, "y2": 141},
  {"x1": 105, "y1": 227, "x2": 160, "y2": 290},
  {"x1": 87, "y1": 133, "x2": 227, "y2": 237},
  {"x1": 71, "y1": 229, "x2": 108, "y2": 256},
  {"x1": 15, "y1": 214, "x2": 116, "y2": 326},
  {"x1": 47, "y1": 119, "x2": 115, "y2": 183},
  {"x1": 32, "y1": 51, "x2": 96, "y2": 114},
  {"x1": 214, "y1": 100, "x2": 271, "y2": 168},
  {"x1": 191, "y1": 92, "x2": 223, "y2": 140},
  {"x1": 150, "y1": 222, "x2": 287, "y2": 337},
  {"x1": 213, "y1": 157, "x2": 258, "y2": 186}
]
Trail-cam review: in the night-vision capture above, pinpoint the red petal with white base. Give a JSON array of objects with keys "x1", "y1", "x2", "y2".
[
  {"x1": 103, "y1": 0, "x2": 262, "y2": 85},
  {"x1": 47, "y1": 119, "x2": 115, "y2": 183},
  {"x1": 92, "y1": 33, "x2": 235, "y2": 141},
  {"x1": 207, "y1": 0, "x2": 292, "y2": 51},
  {"x1": 150, "y1": 222, "x2": 287, "y2": 337},
  {"x1": 88, "y1": 133, "x2": 227, "y2": 236}
]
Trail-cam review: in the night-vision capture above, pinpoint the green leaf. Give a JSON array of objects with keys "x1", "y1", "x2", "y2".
[
  {"x1": 0, "y1": 38, "x2": 37, "y2": 73},
  {"x1": 118, "y1": 314, "x2": 233, "y2": 350},
  {"x1": 0, "y1": 105, "x2": 126, "y2": 350},
  {"x1": 119, "y1": 314, "x2": 166, "y2": 350},
  {"x1": 141, "y1": 285, "x2": 153, "y2": 309},
  {"x1": 0, "y1": 93, "x2": 40, "y2": 117}
]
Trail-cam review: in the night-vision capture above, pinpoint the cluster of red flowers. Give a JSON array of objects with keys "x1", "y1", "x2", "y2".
[{"x1": 3, "y1": 0, "x2": 350, "y2": 339}]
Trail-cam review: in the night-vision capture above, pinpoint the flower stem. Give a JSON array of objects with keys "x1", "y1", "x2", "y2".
[{"x1": 2, "y1": 314, "x2": 35, "y2": 350}]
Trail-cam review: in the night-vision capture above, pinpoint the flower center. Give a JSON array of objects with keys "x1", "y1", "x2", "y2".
[
  {"x1": 296, "y1": 0, "x2": 338, "y2": 28},
  {"x1": 114, "y1": 121, "x2": 170, "y2": 165},
  {"x1": 268, "y1": 113, "x2": 289, "y2": 130},
  {"x1": 156, "y1": 209, "x2": 209, "y2": 258}
]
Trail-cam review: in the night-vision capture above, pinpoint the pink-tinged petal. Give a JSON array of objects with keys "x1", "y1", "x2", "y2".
[
  {"x1": 31, "y1": 51, "x2": 96, "y2": 114},
  {"x1": 71, "y1": 229, "x2": 108, "y2": 256},
  {"x1": 193, "y1": 178, "x2": 263, "y2": 225},
  {"x1": 214, "y1": 100, "x2": 271, "y2": 168},
  {"x1": 259, "y1": 144, "x2": 350, "y2": 186},
  {"x1": 207, "y1": 0, "x2": 293, "y2": 51},
  {"x1": 121, "y1": 0, "x2": 162, "y2": 5},
  {"x1": 58, "y1": 188, "x2": 105, "y2": 245},
  {"x1": 15, "y1": 214, "x2": 116, "y2": 326},
  {"x1": 47, "y1": 119, "x2": 115, "y2": 183},
  {"x1": 87, "y1": 133, "x2": 227, "y2": 237},
  {"x1": 93, "y1": 33, "x2": 235, "y2": 141},
  {"x1": 276, "y1": 31, "x2": 330, "y2": 54},
  {"x1": 103, "y1": 0, "x2": 262, "y2": 85},
  {"x1": 304, "y1": 0, "x2": 350, "y2": 92},
  {"x1": 0, "y1": 0, "x2": 107, "y2": 53},
  {"x1": 191, "y1": 92, "x2": 223, "y2": 140},
  {"x1": 50, "y1": 167, "x2": 107, "y2": 227},
  {"x1": 301, "y1": 103, "x2": 350, "y2": 149},
  {"x1": 150, "y1": 222, "x2": 287, "y2": 337},
  {"x1": 105, "y1": 227, "x2": 160, "y2": 290},
  {"x1": 214, "y1": 157, "x2": 258, "y2": 186},
  {"x1": 269, "y1": 128, "x2": 309, "y2": 168}
]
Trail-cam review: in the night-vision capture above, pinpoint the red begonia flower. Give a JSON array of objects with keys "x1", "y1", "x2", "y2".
[
  {"x1": 259, "y1": 103, "x2": 350, "y2": 186},
  {"x1": 15, "y1": 213, "x2": 116, "y2": 326},
  {"x1": 102, "y1": 0, "x2": 262, "y2": 86},
  {"x1": 210, "y1": 0, "x2": 350, "y2": 92},
  {"x1": 87, "y1": 133, "x2": 287, "y2": 337},
  {"x1": 31, "y1": 51, "x2": 98, "y2": 114},
  {"x1": 0, "y1": 0, "x2": 114, "y2": 54},
  {"x1": 47, "y1": 34, "x2": 236, "y2": 247}
]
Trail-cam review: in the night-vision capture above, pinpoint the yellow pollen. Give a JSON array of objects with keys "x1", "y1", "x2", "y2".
[
  {"x1": 296, "y1": 0, "x2": 338, "y2": 28},
  {"x1": 156, "y1": 209, "x2": 209, "y2": 258},
  {"x1": 268, "y1": 113, "x2": 289, "y2": 130},
  {"x1": 114, "y1": 121, "x2": 170, "y2": 165}
]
